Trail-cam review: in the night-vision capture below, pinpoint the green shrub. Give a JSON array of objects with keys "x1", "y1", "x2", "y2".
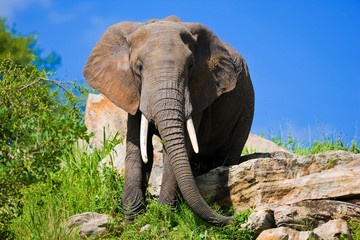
[{"x1": 0, "y1": 57, "x2": 89, "y2": 238}]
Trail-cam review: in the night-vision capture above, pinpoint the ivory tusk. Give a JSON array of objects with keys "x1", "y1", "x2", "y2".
[
  {"x1": 186, "y1": 117, "x2": 199, "y2": 153},
  {"x1": 140, "y1": 114, "x2": 149, "y2": 163}
]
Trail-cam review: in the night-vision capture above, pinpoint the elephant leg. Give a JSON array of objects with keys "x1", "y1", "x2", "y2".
[
  {"x1": 123, "y1": 112, "x2": 153, "y2": 221},
  {"x1": 145, "y1": 126, "x2": 155, "y2": 185},
  {"x1": 216, "y1": 105, "x2": 254, "y2": 167},
  {"x1": 158, "y1": 147, "x2": 178, "y2": 210}
]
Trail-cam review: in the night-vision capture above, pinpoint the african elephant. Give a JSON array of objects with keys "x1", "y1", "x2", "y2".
[{"x1": 83, "y1": 15, "x2": 254, "y2": 225}]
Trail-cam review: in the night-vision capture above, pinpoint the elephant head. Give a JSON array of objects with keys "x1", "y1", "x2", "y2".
[{"x1": 83, "y1": 16, "x2": 243, "y2": 225}]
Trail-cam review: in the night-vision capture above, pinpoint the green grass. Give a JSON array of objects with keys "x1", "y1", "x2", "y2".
[
  {"x1": 115, "y1": 203, "x2": 253, "y2": 239},
  {"x1": 8, "y1": 133, "x2": 360, "y2": 239},
  {"x1": 271, "y1": 134, "x2": 360, "y2": 155},
  {"x1": 349, "y1": 221, "x2": 360, "y2": 240}
]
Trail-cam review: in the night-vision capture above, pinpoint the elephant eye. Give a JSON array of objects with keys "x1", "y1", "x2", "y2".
[
  {"x1": 188, "y1": 63, "x2": 193, "y2": 72},
  {"x1": 188, "y1": 58, "x2": 194, "y2": 73},
  {"x1": 134, "y1": 60, "x2": 143, "y2": 76},
  {"x1": 137, "y1": 64, "x2": 143, "y2": 72}
]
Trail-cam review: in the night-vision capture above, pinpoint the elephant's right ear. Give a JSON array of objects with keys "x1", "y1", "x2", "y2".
[{"x1": 83, "y1": 22, "x2": 142, "y2": 115}]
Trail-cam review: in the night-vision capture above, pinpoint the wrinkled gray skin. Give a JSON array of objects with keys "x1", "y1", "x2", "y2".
[{"x1": 83, "y1": 16, "x2": 254, "y2": 225}]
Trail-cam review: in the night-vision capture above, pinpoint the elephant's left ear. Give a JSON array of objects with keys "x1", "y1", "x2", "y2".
[
  {"x1": 83, "y1": 22, "x2": 143, "y2": 115},
  {"x1": 183, "y1": 23, "x2": 244, "y2": 115}
]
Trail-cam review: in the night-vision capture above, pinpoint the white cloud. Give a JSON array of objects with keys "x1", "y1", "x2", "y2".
[
  {"x1": 49, "y1": 11, "x2": 73, "y2": 24},
  {"x1": 0, "y1": 0, "x2": 50, "y2": 18},
  {"x1": 259, "y1": 118, "x2": 338, "y2": 146},
  {"x1": 90, "y1": 16, "x2": 117, "y2": 29},
  {"x1": 82, "y1": 16, "x2": 117, "y2": 46}
]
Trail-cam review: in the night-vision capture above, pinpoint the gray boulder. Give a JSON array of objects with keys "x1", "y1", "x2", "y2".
[
  {"x1": 256, "y1": 227, "x2": 320, "y2": 240},
  {"x1": 313, "y1": 219, "x2": 350, "y2": 240},
  {"x1": 66, "y1": 212, "x2": 111, "y2": 238}
]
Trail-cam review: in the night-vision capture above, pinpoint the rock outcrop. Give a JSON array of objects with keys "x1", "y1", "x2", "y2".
[
  {"x1": 196, "y1": 150, "x2": 360, "y2": 238},
  {"x1": 196, "y1": 150, "x2": 360, "y2": 211},
  {"x1": 84, "y1": 93, "x2": 127, "y2": 149},
  {"x1": 274, "y1": 200, "x2": 360, "y2": 229}
]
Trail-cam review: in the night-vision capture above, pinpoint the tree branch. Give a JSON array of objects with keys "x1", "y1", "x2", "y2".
[
  {"x1": 40, "y1": 77, "x2": 72, "y2": 94},
  {"x1": 31, "y1": 137, "x2": 54, "y2": 153},
  {"x1": 19, "y1": 80, "x2": 40, "y2": 91}
]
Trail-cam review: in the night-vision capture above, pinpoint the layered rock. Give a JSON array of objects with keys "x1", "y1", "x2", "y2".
[
  {"x1": 196, "y1": 151, "x2": 360, "y2": 210},
  {"x1": 274, "y1": 200, "x2": 360, "y2": 229},
  {"x1": 195, "y1": 150, "x2": 360, "y2": 238}
]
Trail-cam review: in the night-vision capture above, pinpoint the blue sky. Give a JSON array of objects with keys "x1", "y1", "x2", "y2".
[{"x1": 1, "y1": 0, "x2": 359, "y2": 144}]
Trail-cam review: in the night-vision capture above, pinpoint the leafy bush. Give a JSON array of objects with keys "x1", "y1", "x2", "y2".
[
  {"x1": 0, "y1": 57, "x2": 89, "y2": 238},
  {"x1": 0, "y1": 18, "x2": 89, "y2": 238}
]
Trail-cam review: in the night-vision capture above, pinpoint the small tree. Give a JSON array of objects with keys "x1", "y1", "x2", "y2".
[
  {"x1": 0, "y1": 19, "x2": 88, "y2": 238},
  {"x1": 0, "y1": 18, "x2": 60, "y2": 71}
]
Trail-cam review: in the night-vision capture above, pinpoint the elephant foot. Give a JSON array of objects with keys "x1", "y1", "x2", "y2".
[
  {"x1": 123, "y1": 200, "x2": 146, "y2": 221},
  {"x1": 158, "y1": 196, "x2": 178, "y2": 211}
]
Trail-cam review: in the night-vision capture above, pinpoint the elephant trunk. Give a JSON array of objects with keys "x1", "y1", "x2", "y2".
[{"x1": 144, "y1": 78, "x2": 233, "y2": 225}]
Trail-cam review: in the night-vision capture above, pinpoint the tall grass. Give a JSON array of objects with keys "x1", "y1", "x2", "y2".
[{"x1": 10, "y1": 135, "x2": 124, "y2": 239}]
